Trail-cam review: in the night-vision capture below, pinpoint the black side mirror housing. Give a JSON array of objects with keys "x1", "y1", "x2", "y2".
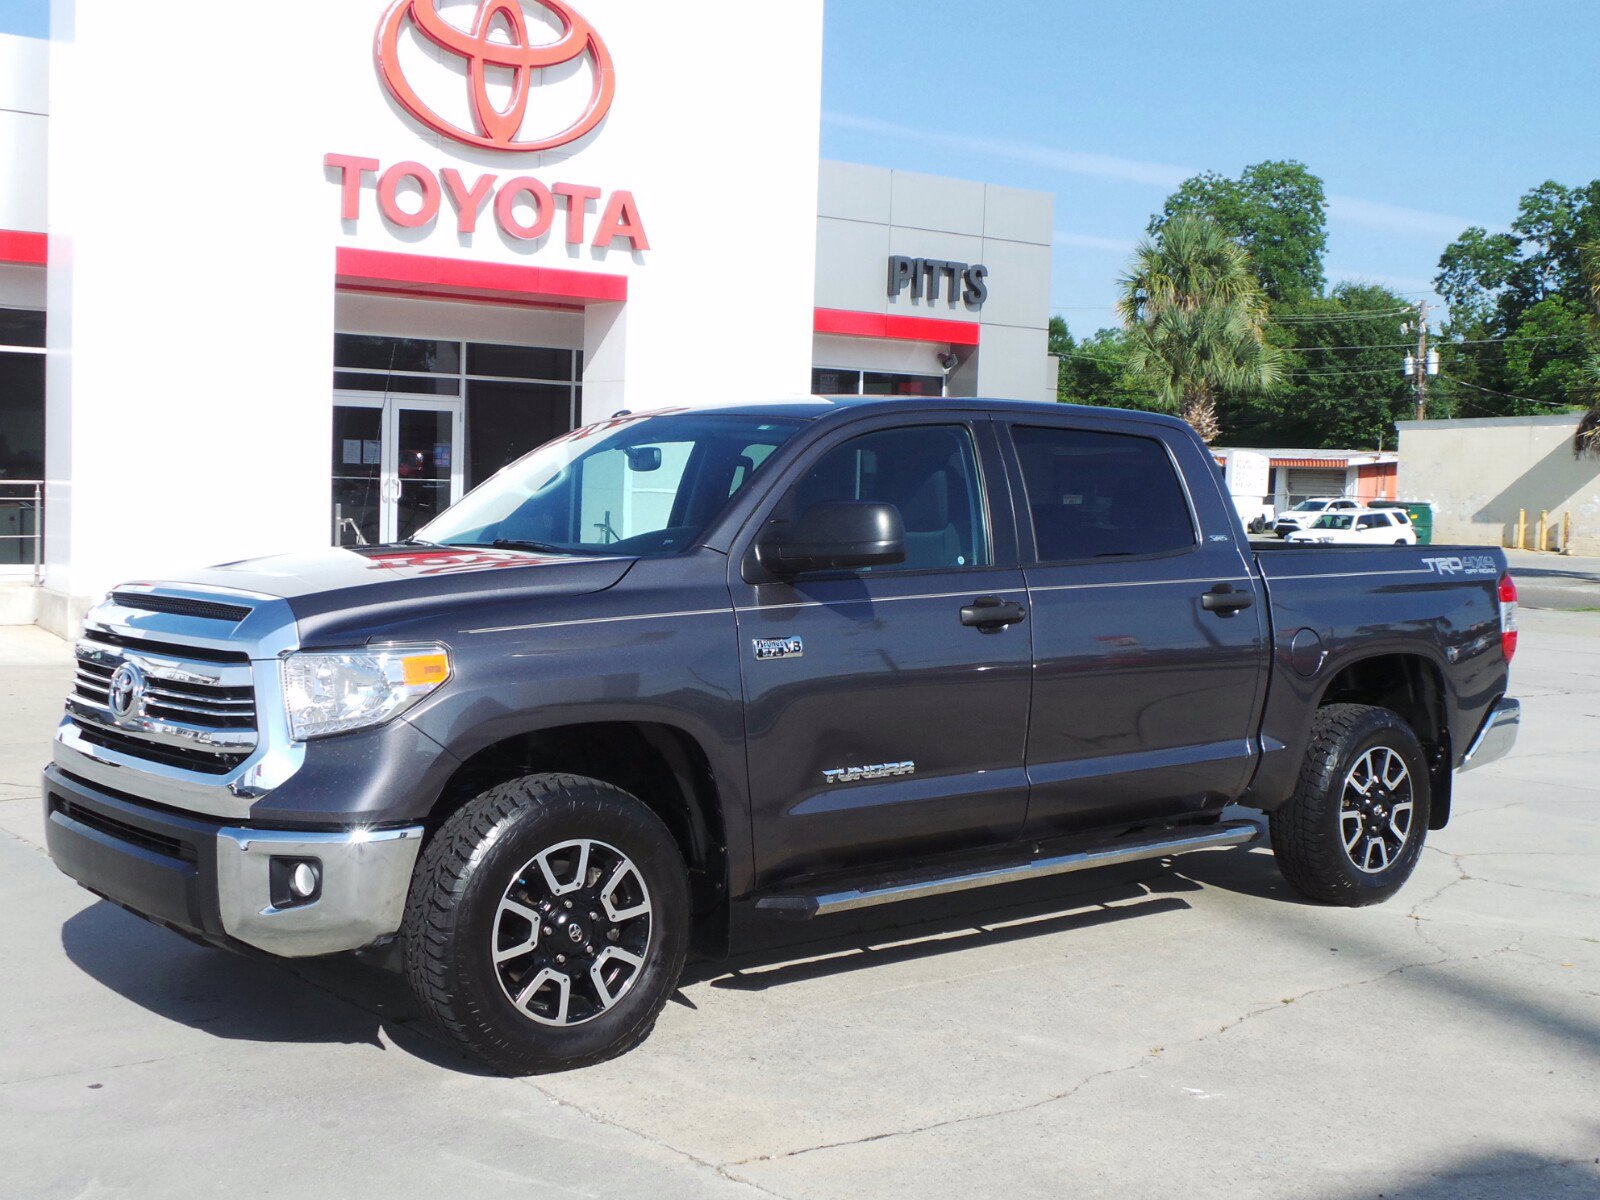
[{"x1": 756, "y1": 501, "x2": 906, "y2": 576}]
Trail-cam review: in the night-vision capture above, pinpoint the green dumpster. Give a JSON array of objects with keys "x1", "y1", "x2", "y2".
[{"x1": 1371, "y1": 500, "x2": 1434, "y2": 544}]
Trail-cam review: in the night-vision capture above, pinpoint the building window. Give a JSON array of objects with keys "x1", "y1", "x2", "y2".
[
  {"x1": 810, "y1": 367, "x2": 945, "y2": 397},
  {"x1": 0, "y1": 308, "x2": 46, "y2": 569},
  {"x1": 334, "y1": 334, "x2": 580, "y2": 488},
  {"x1": 331, "y1": 334, "x2": 581, "y2": 546}
]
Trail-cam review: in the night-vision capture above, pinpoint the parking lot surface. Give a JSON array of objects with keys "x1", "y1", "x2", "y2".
[{"x1": 2, "y1": 608, "x2": 1596, "y2": 1199}]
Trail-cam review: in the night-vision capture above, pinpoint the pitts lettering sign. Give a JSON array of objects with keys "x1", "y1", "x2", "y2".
[{"x1": 887, "y1": 256, "x2": 988, "y2": 309}]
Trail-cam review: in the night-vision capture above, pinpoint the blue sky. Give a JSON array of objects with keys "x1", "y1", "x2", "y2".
[
  {"x1": 822, "y1": 0, "x2": 1600, "y2": 334},
  {"x1": 6, "y1": 1, "x2": 1595, "y2": 334}
]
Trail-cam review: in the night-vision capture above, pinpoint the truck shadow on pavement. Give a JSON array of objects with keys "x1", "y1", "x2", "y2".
[
  {"x1": 58, "y1": 900, "x2": 498, "y2": 1075},
  {"x1": 56, "y1": 842, "x2": 1312, "y2": 1072}
]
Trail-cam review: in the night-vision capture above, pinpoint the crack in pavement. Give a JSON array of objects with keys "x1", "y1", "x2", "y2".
[
  {"x1": 720, "y1": 946, "x2": 1515, "y2": 1170},
  {"x1": 510, "y1": 1076, "x2": 805, "y2": 1200},
  {"x1": 1423, "y1": 844, "x2": 1599, "y2": 902},
  {"x1": 0, "y1": 1051, "x2": 212, "y2": 1089}
]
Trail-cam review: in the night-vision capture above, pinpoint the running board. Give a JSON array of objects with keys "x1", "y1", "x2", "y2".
[{"x1": 754, "y1": 819, "x2": 1261, "y2": 919}]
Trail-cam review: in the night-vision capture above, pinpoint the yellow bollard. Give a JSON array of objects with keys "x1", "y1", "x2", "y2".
[
  {"x1": 1516, "y1": 508, "x2": 1527, "y2": 550},
  {"x1": 1536, "y1": 510, "x2": 1548, "y2": 552},
  {"x1": 1562, "y1": 511, "x2": 1572, "y2": 555}
]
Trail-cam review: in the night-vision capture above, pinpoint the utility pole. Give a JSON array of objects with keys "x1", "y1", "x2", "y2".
[
  {"x1": 1402, "y1": 300, "x2": 1438, "y2": 419},
  {"x1": 1412, "y1": 299, "x2": 1429, "y2": 421}
]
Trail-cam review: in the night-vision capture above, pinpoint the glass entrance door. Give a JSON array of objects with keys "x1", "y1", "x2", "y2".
[{"x1": 332, "y1": 394, "x2": 463, "y2": 547}]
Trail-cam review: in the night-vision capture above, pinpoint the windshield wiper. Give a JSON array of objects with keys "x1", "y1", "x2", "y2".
[{"x1": 464, "y1": 538, "x2": 600, "y2": 556}]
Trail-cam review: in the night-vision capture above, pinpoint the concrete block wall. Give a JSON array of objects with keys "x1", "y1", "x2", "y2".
[{"x1": 1396, "y1": 414, "x2": 1600, "y2": 555}]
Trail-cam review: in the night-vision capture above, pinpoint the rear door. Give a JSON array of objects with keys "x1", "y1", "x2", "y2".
[
  {"x1": 998, "y1": 415, "x2": 1269, "y2": 836},
  {"x1": 1355, "y1": 512, "x2": 1395, "y2": 543},
  {"x1": 731, "y1": 414, "x2": 1032, "y2": 884}
]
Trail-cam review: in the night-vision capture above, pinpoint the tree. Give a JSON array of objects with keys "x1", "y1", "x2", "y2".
[
  {"x1": 1214, "y1": 283, "x2": 1417, "y2": 448},
  {"x1": 1117, "y1": 216, "x2": 1283, "y2": 442},
  {"x1": 1435, "y1": 180, "x2": 1600, "y2": 417},
  {"x1": 1577, "y1": 240, "x2": 1600, "y2": 458},
  {"x1": 1151, "y1": 161, "x2": 1328, "y2": 303},
  {"x1": 1049, "y1": 317, "x2": 1155, "y2": 410}
]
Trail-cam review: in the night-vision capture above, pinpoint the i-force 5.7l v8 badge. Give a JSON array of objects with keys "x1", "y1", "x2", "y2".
[{"x1": 752, "y1": 636, "x2": 804, "y2": 660}]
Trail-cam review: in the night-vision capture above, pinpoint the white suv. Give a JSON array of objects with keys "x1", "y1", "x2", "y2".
[
  {"x1": 1287, "y1": 508, "x2": 1417, "y2": 545},
  {"x1": 1273, "y1": 497, "x2": 1362, "y2": 537}
]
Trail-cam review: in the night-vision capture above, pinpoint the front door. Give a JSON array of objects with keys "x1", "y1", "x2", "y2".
[
  {"x1": 731, "y1": 417, "x2": 1033, "y2": 885},
  {"x1": 333, "y1": 393, "x2": 464, "y2": 546},
  {"x1": 997, "y1": 416, "x2": 1268, "y2": 836}
]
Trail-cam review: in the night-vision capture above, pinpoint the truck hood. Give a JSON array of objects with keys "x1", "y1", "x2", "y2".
[{"x1": 129, "y1": 545, "x2": 636, "y2": 644}]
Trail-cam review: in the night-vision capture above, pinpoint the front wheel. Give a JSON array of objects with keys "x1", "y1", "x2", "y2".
[
  {"x1": 1269, "y1": 704, "x2": 1430, "y2": 906},
  {"x1": 402, "y1": 773, "x2": 689, "y2": 1073}
]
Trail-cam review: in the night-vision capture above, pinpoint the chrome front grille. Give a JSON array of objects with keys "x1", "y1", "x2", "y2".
[{"x1": 66, "y1": 630, "x2": 260, "y2": 775}]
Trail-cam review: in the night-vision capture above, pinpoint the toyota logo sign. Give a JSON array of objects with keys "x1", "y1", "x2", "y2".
[{"x1": 376, "y1": 0, "x2": 616, "y2": 153}]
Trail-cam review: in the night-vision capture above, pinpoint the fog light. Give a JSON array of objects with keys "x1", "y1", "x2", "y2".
[
  {"x1": 290, "y1": 862, "x2": 318, "y2": 898},
  {"x1": 269, "y1": 856, "x2": 322, "y2": 909}
]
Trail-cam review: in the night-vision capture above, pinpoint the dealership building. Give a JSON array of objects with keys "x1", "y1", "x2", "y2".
[{"x1": 0, "y1": 2, "x2": 1054, "y2": 633}]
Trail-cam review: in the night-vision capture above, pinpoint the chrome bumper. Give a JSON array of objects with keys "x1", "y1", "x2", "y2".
[
  {"x1": 1459, "y1": 698, "x2": 1520, "y2": 772},
  {"x1": 214, "y1": 825, "x2": 424, "y2": 956}
]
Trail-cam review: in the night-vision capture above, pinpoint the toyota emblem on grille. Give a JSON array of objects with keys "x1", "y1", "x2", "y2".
[{"x1": 107, "y1": 663, "x2": 145, "y2": 722}]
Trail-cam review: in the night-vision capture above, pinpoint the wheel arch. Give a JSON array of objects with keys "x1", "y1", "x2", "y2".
[
  {"x1": 426, "y1": 719, "x2": 733, "y2": 949},
  {"x1": 1313, "y1": 651, "x2": 1453, "y2": 829}
]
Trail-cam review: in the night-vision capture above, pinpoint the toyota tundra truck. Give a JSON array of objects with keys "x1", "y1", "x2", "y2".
[{"x1": 43, "y1": 399, "x2": 1521, "y2": 1073}]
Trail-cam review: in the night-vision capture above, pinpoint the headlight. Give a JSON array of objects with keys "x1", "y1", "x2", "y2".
[{"x1": 281, "y1": 645, "x2": 451, "y2": 740}]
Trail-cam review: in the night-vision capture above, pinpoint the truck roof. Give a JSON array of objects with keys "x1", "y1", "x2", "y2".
[{"x1": 662, "y1": 396, "x2": 1194, "y2": 432}]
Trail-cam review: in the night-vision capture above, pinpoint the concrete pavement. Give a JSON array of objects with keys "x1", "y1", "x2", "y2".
[
  {"x1": 2, "y1": 613, "x2": 1596, "y2": 1199},
  {"x1": 1504, "y1": 549, "x2": 1600, "y2": 612}
]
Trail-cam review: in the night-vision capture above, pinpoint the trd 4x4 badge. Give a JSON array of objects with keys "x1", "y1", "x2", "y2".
[{"x1": 752, "y1": 636, "x2": 803, "y2": 661}]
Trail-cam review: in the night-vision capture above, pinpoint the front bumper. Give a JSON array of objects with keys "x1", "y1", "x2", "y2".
[
  {"x1": 1459, "y1": 698, "x2": 1520, "y2": 772},
  {"x1": 43, "y1": 765, "x2": 423, "y2": 957}
]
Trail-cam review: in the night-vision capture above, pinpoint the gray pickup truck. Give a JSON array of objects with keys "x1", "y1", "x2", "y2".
[{"x1": 43, "y1": 398, "x2": 1521, "y2": 1072}]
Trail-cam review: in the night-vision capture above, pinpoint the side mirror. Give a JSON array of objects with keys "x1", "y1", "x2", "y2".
[{"x1": 756, "y1": 501, "x2": 906, "y2": 576}]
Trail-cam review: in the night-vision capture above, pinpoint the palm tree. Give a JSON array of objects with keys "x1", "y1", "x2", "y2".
[
  {"x1": 1576, "y1": 239, "x2": 1600, "y2": 459},
  {"x1": 1117, "y1": 216, "x2": 1283, "y2": 442}
]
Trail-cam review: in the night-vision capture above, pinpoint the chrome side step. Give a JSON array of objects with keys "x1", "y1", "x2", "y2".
[{"x1": 754, "y1": 819, "x2": 1261, "y2": 919}]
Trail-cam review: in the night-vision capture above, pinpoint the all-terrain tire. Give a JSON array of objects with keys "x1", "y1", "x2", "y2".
[
  {"x1": 1269, "y1": 703, "x2": 1431, "y2": 906},
  {"x1": 402, "y1": 773, "x2": 689, "y2": 1074}
]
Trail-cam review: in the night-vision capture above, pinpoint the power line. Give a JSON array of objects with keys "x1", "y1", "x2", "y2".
[{"x1": 1437, "y1": 373, "x2": 1578, "y2": 409}]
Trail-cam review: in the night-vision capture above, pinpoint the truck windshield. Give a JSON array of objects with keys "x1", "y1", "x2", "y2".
[
  {"x1": 1291, "y1": 500, "x2": 1329, "y2": 512},
  {"x1": 1311, "y1": 514, "x2": 1355, "y2": 530},
  {"x1": 418, "y1": 411, "x2": 804, "y2": 557}
]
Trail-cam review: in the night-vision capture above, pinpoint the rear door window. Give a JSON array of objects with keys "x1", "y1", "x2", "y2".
[{"x1": 1011, "y1": 426, "x2": 1195, "y2": 561}]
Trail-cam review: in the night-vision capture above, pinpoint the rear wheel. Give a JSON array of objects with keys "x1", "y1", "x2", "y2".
[
  {"x1": 1269, "y1": 704, "x2": 1430, "y2": 905},
  {"x1": 402, "y1": 773, "x2": 689, "y2": 1073}
]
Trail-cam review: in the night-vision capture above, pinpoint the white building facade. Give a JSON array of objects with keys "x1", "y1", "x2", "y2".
[{"x1": 0, "y1": 3, "x2": 1055, "y2": 633}]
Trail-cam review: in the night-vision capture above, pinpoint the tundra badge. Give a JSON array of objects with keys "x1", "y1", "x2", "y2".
[{"x1": 823, "y1": 761, "x2": 916, "y2": 785}]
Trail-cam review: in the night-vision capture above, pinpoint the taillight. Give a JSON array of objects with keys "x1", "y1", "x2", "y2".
[{"x1": 1498, "y1": 573, "x2": 1518, "y2": 663}]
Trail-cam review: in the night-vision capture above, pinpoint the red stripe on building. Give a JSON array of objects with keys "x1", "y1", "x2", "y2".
[
  {"x1": 0, "y1": 229, "x2": 47, "y2": 266},
  {"x1": 814, "y1": 307, "x2": 981, "y2": 346},
  {"x1": 335, "y1": 247, "x2": 626, "y2": 305}
]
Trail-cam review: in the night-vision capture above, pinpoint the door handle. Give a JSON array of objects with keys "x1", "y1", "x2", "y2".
[
  {"x1": 1201, "y1": 583, "x2": 1254, "y2": 615},
  {"x1": 960, "y1": 595, "x2": 1027, "y2": 631}
]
